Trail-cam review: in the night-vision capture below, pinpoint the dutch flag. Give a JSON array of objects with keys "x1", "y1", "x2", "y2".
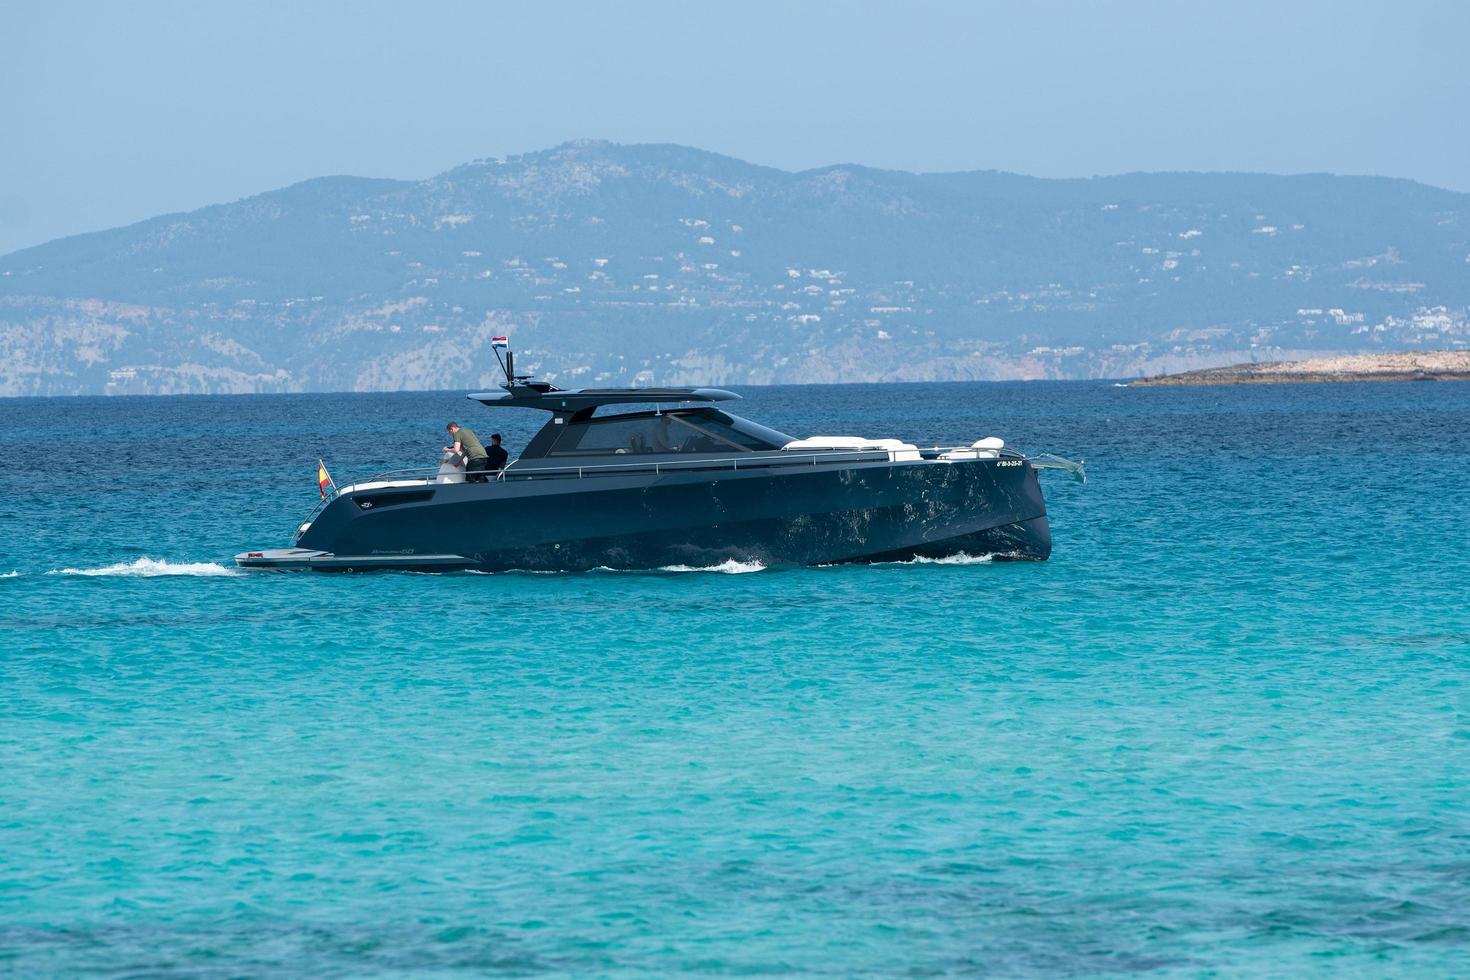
[{"x1": 491, "y1": 336, "x2": 509, "y2": 350}]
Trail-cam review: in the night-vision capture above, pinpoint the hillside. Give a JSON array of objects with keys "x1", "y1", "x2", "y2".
[
  {"x1": 1132, "y1": 350, "x2": 1470, "y2": 385},
  {"x1": 2, "y1": 140, "x2": 1468, "y2": 395}
]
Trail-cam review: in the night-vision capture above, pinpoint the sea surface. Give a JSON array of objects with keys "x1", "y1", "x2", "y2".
[{"x1": 2, "y1": 381, "x2": 1469, "y2": 977}]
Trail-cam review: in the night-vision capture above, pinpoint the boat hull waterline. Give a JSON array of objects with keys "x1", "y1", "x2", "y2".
[{"x1": 237, "y1": 457, "x2": 1050, "y2": 572}]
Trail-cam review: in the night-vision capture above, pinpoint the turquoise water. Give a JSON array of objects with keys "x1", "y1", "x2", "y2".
[{"x1": 3, "y1": 381, "x2": 1469, "y2": 976}]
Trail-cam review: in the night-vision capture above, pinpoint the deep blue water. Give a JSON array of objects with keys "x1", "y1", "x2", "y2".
[{"x1": 2, "y1": 381, "x2": 1469, "y2": 976}]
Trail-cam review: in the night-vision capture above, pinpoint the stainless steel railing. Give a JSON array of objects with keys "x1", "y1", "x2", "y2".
[{"x1": 341, "y1": 445, "x2": 1033, "y2": 490}]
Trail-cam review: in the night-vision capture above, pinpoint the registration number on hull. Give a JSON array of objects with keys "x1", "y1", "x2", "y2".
[{"x1": 996, "y1": 459, "x2": 1023, "y2": 467}]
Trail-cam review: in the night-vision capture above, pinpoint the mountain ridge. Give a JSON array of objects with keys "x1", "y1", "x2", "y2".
[{"x1": 2, "y1": 140, "x2": 1467, "y2": 395}]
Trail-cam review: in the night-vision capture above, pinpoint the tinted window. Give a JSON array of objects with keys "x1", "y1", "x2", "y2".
[
  {"x1": 549, "y1": 410, "x2": 790, "y2": 456},
  {"x1": 704, "y1": 411, "x2": 795, "y2": 450},
  {"x1": 552, "y1": 416, "x2": 679, "y2": 455}
]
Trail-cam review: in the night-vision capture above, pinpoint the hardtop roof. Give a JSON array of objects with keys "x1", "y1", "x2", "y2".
[{"x1": 467, "y1": 384, "x2": 740, "y2": 413}]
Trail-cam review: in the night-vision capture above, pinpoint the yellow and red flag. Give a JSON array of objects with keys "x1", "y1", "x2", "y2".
[{"x1": 317, "y1": 460, "x2": 334, "y2": 499}]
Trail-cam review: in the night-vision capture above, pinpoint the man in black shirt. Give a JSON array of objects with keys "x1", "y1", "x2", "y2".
[{"x1": 486, "y1": 433, "x2": 510, "y2": 472}]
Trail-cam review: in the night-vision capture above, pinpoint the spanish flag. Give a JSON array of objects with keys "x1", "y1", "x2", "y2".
[{"x1": 317, "y1": 459, "x2": 334, "y2": 500}]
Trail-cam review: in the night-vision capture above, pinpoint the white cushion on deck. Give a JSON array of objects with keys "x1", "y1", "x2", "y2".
[
  {"x1": 782, "y1": 436, "x2": 871, "y2": 450},
  {"x1": 782, "y1": 436, "x2": 920, "y2": 462}
]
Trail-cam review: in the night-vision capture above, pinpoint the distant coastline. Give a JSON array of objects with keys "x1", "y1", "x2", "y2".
[
  {"x1": 1131, "y1": 350, "x2": 1470, "y2": 386},
  {"x1": 3, "y1": 141, "x2": 1469, "y2": 397}
]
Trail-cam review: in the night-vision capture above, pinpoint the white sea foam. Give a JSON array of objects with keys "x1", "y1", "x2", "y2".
[
  {"x1": 476, "y1": 562, "x2": 767, "y2": 575},
  {"x1": 0, "y1": 570, "x2": 19, "y2": 578},
  {"x1": 469, "y1": 568, "x2": 563, "y2": 575},
  {"x1": 877, "y1": 552, "x2": 998, "y2": 566},
  {"x1": 48, "y1": 557, "x2": 239, "y2": 578},
  {"x1": 912, "y1": 552, "x2": 995, "y2": 565},
  {"x1": 657, "y1": 559, "x2": 767, "y2": 574}
]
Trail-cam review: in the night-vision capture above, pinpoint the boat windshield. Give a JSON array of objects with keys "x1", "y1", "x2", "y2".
[{"x1": 547, "y1": 409, "x2": 792, "y2": 456}]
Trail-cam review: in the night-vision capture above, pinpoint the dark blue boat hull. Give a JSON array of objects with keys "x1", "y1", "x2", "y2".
[{"x1": 260, "y1": 457, "x2": 1050, "y2": 572}]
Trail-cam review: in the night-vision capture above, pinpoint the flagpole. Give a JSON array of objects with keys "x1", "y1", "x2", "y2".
[{"x1": 319, "y1": 458, "x2": 336, "y2": 498}]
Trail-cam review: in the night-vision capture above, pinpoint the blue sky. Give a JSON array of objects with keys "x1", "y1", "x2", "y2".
[{"x1": 2, "y1": 0, "x2": 1466, "y2": 255}]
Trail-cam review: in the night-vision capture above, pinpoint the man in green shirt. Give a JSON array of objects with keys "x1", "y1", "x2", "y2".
[{"x1": 445, "y1": 421, "x2": 491, "y2": 482}]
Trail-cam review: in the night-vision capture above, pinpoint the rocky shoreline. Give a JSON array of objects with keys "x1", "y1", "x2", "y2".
[{"x1": 1131, "y1": 350, "x2": 1470, "y2": 386}]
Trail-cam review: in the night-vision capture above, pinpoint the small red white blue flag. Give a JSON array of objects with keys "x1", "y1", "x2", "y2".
[{"x1": 491, "y1": 336, "x2": 508, "y2": 350}]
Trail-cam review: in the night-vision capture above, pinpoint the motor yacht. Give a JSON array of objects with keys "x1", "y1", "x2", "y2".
[{"x1": 236, "y1": 347, "x2": 1081, "y2": 572}]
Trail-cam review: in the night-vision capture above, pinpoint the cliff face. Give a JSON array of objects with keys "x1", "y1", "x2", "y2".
[{"x1": 3, "y1": 141, "x2": 1469, "y2": 394}]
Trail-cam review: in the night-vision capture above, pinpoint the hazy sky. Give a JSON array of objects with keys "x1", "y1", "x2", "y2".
[{"x1": 3, "y1": 0, "x2": 1467, "y2": 255}]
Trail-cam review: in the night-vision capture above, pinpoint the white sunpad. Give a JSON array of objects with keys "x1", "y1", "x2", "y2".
[{"x1": 782, "y1": 436, "x2": 920, "y2": 462}]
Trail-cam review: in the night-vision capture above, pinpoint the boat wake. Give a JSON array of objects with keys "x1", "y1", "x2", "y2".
[
  {"x1": 878, "y1": 552, "x2": 997, "y2": 566},
  {"x1": 48, "y1": 557, "x2": 240, "y2": 578},
  {"x1": 657, "y1": 559, "x2": 767, "y2": 574},
  {"x1": 465, "y1": 568, "x2": 562, "y2": 576},
  {"x1": 469, "y1": 560, "x2": 767, "y2": 576}
]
